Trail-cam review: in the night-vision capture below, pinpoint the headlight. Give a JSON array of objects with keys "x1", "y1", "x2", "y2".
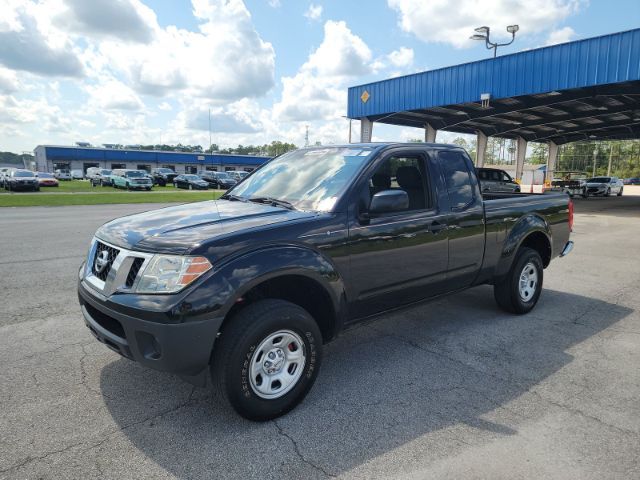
[{"x1": 136, "y1": 255, "x2": 212, "y2": 293}]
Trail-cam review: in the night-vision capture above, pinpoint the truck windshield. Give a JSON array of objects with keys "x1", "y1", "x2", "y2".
[
  {"x1": 228, "y1": 147, "x2": 374, "y2": 211},
  {"x1": 588, "y1": 177, "x2": 610, "y2": 183},
  {"x1": 126, "y1": 171, "x2": 146, "y2": 178}
]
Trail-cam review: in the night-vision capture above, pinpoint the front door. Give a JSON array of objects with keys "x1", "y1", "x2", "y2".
[
  {"x1": 437, "y1": 150, "x2": 485, "y2": 289},
  {"x1": 347, "y1": 151, "x2": 449, "y2": 319}
]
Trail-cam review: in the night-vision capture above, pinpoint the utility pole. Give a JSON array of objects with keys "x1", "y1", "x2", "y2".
[
  {"x1": 304, "y1": 125, "x2": 309, "y2": 147},
  {"x1": 607, "y1": 143, "x2": 614, "y2": 176},
  {"x1": 592, "y1": 144, "x2": 598, "y2": 177},
  {"x1": 208, "y1": 108, "x2": 212, "y2": 153}
]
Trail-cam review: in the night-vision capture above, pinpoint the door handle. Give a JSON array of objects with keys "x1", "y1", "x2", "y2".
[{"x1": 429, "y1": 221, "x2": 447, "y2": 233}]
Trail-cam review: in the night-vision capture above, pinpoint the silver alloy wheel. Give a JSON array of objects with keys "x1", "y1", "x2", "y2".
[
  {"x1": 249, "y1": 329, "x2": 306, "y2": 399},
  {"x1": 518, "y1": 262, "x2": 538, "y2": 302}
]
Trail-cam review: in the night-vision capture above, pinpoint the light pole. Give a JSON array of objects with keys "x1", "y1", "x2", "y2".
[
  {"x1": 341, "y1": 116, "x2": 352, "y2": 143},
  {"x1": 470, "y1": 25, "x2": 519, "y2": 58}
]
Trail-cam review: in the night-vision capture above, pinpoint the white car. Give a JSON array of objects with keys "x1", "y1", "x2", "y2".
[
  {"x1": 54, "y1": 169, "x2": 72, "y2": 180},
  {"x1": 585, "y1": 176, "x2": 624, "y2": 197},
  {"x1": 71, "y1": 169, "x2": 84, "y2": 180}
]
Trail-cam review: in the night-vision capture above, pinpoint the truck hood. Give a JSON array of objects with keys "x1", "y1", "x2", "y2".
[{"x1": 95, "y1": 200, "x2": 316, "y2": 254}]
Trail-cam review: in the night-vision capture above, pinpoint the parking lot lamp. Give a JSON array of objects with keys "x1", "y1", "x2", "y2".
[{"x1": 470, "y1": 25, "x2": 519, "y2": 58}]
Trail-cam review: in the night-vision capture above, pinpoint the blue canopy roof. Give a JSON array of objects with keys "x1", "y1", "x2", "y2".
[{"x1": 348, "y1": 29, "x2": 640, "y2": 144}]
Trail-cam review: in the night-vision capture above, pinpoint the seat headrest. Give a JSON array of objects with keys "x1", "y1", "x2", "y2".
[
  {"x1": 396, "y1": 166, "x2": 422, "y2": 189},
  {"x1": 371, "y1": 173, "x2": 391, "y2": 189}
]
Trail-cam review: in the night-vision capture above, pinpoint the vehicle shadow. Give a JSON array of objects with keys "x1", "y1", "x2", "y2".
[{"x1": 99, "y1": 286, "x2": 632, "y2": 478}]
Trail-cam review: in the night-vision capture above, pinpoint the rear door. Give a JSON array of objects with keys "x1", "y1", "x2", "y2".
[
  {"x1": 437, "y1": 149, "x2": 485, "y2": 289},
  {"x1": 347, "y1": 149, "x2": 449, "y2": 319}
]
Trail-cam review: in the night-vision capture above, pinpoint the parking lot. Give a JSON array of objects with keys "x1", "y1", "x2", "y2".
[{"x1": 1, "y1": 191, "x2": 639, "y2": 479}]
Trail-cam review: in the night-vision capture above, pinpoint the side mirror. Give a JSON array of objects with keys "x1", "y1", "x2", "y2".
[{"x1": 369, "y1": 189, "x2": 409, "y2": 214}]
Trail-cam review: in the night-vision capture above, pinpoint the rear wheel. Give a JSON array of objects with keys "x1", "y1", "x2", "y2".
[
  {"x1": 211, "y1": 299, "x2": 322, "y2": 421},
  {"x1": 494, "y1": 247, "x2": 544, "y2": 314}
]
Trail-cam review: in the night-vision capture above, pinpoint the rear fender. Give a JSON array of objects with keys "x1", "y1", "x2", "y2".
[{"x1": 495, "y1": 214, "x2": 551, "y2": 278}]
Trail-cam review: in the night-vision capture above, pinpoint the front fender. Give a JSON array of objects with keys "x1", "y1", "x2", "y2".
[
  {"x1": 495, "y1": 214, "x2": 551, "y2": 278},
  {"x1": 180, "y1": 245, "x2": 346, "y2": 326}
]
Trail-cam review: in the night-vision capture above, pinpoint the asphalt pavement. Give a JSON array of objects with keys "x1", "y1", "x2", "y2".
[{"x1": 1, "y1": 192, "x2": 639, "y2": 479}]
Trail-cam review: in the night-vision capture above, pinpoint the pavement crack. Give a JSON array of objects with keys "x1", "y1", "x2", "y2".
[
  {"x1": 273, "y1": 419, "x2": 336, "y2": 478},
  {"x1": 1, "y1": 386, "x2": 200, "y2": 475}
]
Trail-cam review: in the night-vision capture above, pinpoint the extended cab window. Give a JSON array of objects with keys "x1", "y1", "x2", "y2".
[
  {"x1": 364, "y1": 155, "x2": 429, "y2": 212},
  {"x1": 439, "y1": 151, "x2": 474, "y2": 209}
]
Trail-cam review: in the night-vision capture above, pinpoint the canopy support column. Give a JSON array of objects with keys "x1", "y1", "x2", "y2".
[
  {"x1": 515, "y1": 136, "x2": 527, "y2": 182},
  {"x1": 476, "y1": 131, "x2": 488, "y2": 167},
  {"x1": 425, "y1": 123, "x2": 437, "y2": 143},
  {"x1": 360, "y1": 118, "x2": 373, "y2": 143},
  {"x1": 546, "y1": 141, "x2": 558, "y2": 183}
]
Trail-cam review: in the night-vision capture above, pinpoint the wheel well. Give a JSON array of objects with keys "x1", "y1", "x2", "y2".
[
  {"x1": 521, "y1": 231, "x2": 551, "y2": 267},
  {"x1": 224, "y1": 275, "x2": 338, "y2": 343}
]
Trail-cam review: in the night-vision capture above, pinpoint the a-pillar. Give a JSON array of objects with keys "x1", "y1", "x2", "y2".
[
  {"x1": 476, "y1": 131, "x2": 488, "y2": 167},
  {"x1": 515, "y1": 136, "x2": 527, "y2": 182},
  {"x1": 425, "y1": 123, "x2": 437, "y2": 143},
  {"x1": 546, "y1": 141, "x2": 558, "y2": 183},
  {"x1": 360, "y1": 117, "x2": 373, "y2": 143}
]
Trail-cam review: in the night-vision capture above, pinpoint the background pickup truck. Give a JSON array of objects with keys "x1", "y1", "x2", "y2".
[{"x1": 78, "y1": 143, "x2": 574, "y2": 420}]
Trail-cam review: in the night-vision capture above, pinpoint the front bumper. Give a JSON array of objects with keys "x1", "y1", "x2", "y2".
[
  {"x1": 586, "y1": 186, "x2": 607, "y2": 195},
  {"x1": 10, "y1": 182, "x2": 38, "y2": 190},
  {"x1": 78, "y1": 279, "x2": 223, "y2": 376}
]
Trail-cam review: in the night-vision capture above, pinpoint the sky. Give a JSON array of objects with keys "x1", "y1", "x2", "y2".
[{"x1": 0, "y1": 0, "x2": 639, "y2": 153}]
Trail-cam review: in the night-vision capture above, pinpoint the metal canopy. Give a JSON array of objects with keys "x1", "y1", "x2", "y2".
[{"x1": 347, "y1": 29, "x2": 640, "y2": 145}]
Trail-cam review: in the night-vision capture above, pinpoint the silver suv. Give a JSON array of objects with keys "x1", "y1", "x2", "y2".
[{"x1": 476, "y1": 168, "x2": 520, "y2": 193}]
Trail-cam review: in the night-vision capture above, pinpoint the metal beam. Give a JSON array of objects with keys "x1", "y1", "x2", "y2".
[
  {"x1": 533, "y1": 118, "x2": 640, "y2": 143},
  {"x1": 483, "y1": 104, "x2": 637, "y2": 136}
]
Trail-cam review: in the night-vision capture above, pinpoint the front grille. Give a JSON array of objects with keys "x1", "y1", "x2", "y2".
[
  {"x1": 91, "y1": 241, "x2": 120, "y2": 281},
  {"x1": 126, "y1": 258, "x2": 145, "y2": 288}
]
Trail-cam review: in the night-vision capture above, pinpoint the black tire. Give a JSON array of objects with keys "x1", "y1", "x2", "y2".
[
  {"x1": 211, "y1": 299, "x2": 323, "y2": 421},
  {"x1": 494, "y1": 247, "x2": 544, "y2": 314},
  {"x1": 606, "y1": 187, "x2": 611, "y2": 196},
  {"x1": 617, "y1": 187, "x2": 623, "y2": 197}
]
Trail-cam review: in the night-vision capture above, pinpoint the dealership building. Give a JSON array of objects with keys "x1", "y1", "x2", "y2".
[{"x1": 33, "y1": 145, "x2": 271, "y2": 175}]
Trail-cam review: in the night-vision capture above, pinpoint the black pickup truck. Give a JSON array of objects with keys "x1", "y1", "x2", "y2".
[{"x1": 78, "y1": 143, "x2": 574, "y2": 420}]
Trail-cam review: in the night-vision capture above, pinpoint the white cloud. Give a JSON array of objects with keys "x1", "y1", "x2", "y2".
[
  {"x1": 158, "y1": 101, "x2": 172, "y2": 111},
  {"x1": 0, "y1": 67, "x2": 19, "y2": 94},
  {"x1": 387, "y1": 0, "x2": 584, "y2": 48},
  {"x1": 56, "y1": 0, "x2": 158, "y2": 43},
  {"x1": 273, "y1": 20, "x2": 372, "y2": 122},
  {"x1": 304, "y1": 4, "x2": 323, "y2": 20},
  {"x1": 545, "y1": 26, "x2": 576, "y2": 45},
  {"x1": 306, "y1": 20, "x2": 372, "y2": 77},
  {"x1": 86, "y1": 79, "x2": 144, "y2": 110},
  {"x1": 268, "y1": 0, "x2": 281, "y2": 7},
  {"x1": 176, "y1": 100, "x2": 261, "y2": 133},
  {"x1": 0, "y1": 2, "x2": 84, "y2": 77},
  {"x1": 387, "y1": 46, "x2": 414, "y2": 68},
  {"x1": 97, "y1": 0, "x2": 275, "y2": 101}
]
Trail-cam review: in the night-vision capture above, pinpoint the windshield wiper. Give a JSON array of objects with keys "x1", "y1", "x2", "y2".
[
  {"x1": 249, "y1": 196, "x2": 296, "y2": 210},
  {"x1": 221, "y1": 193, "x2": 248, "y2": 202}
]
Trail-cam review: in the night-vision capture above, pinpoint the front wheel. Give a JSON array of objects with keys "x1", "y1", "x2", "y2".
[
  {"x1": 617, "y1": 187, "x2": 623, "y2": 197},
  {"x1": 606, "y1": 188, "x2": 611, "y2": 196},
  {"x1": 494, "y1": 247, "x2": 544, "y2": 314},
  {"x1": 211, "y1": 299, "x2": 322, "y2": 421}
]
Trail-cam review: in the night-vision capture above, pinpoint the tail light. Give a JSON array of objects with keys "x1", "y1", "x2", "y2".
[{"x1": 568, "y1": 199, "x2": 574, "y2": 231}]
